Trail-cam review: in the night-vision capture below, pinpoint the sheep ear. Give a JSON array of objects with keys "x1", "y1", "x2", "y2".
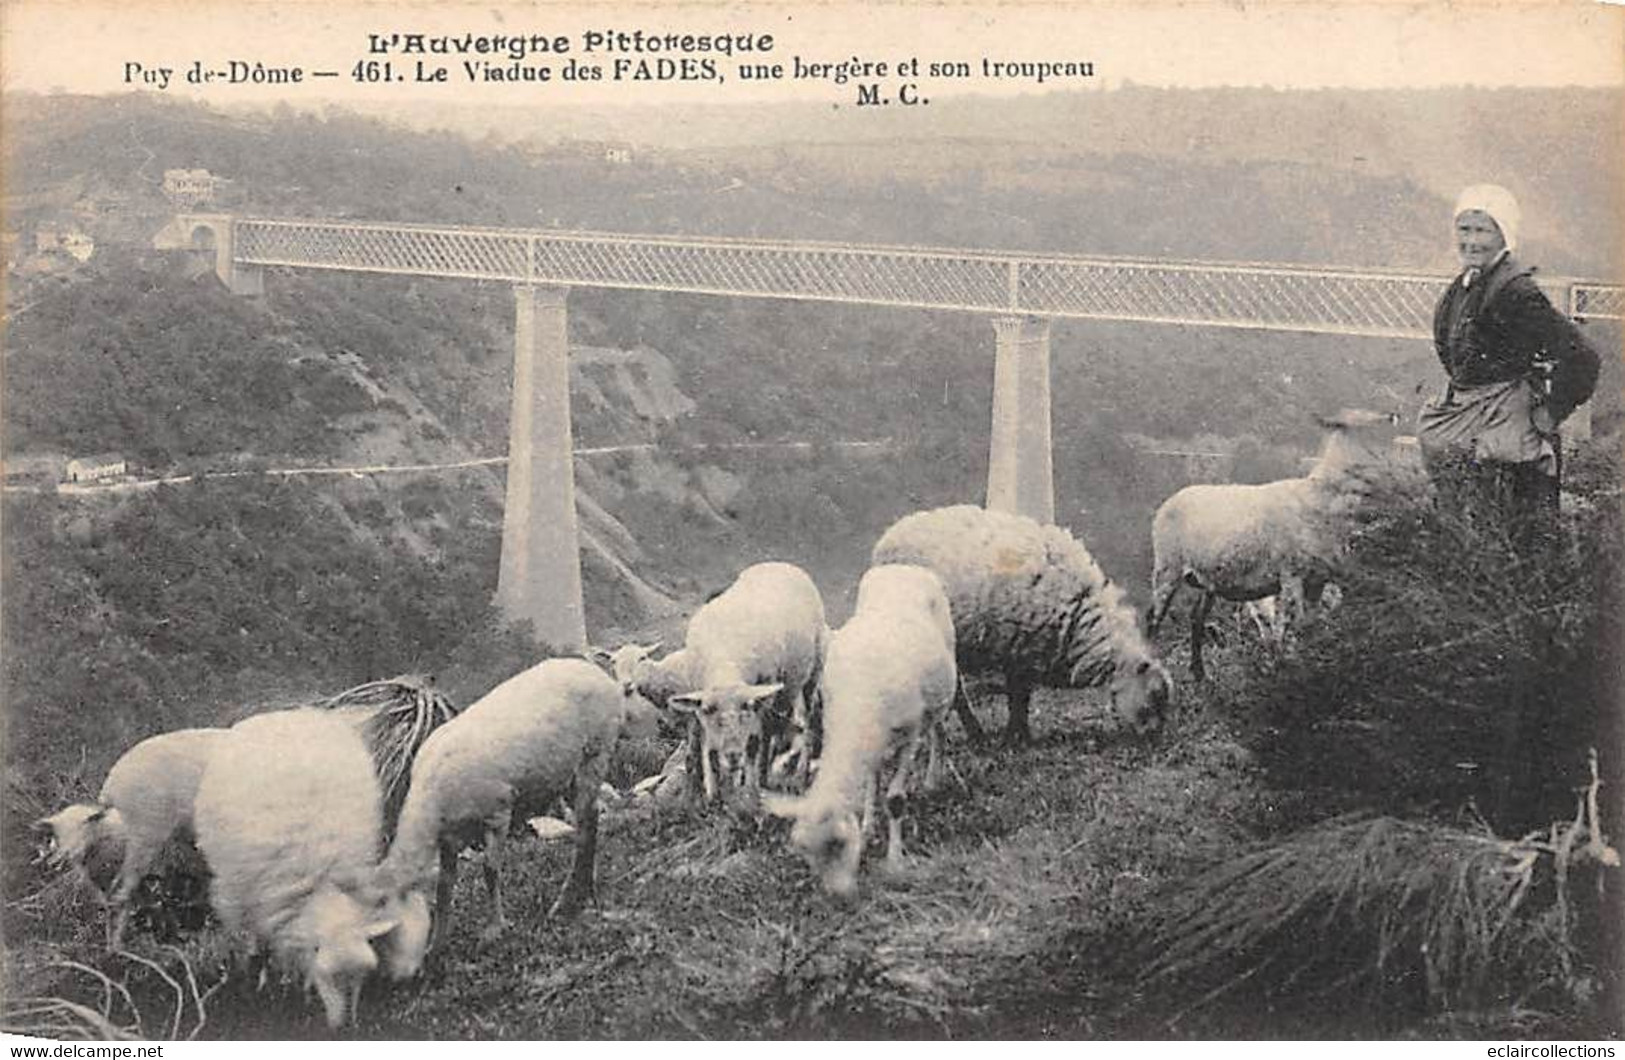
[
  {"x1": 362, "y1": 915, "x2": 401, "y2": 940},
  {"x1": 668, "y1": 693, "x2": 703, "y2": 714},
  {"x1": 743, "y1": 683, "x2": 783, "y2": 708},
  {"x1": 583, "y1": 646, "x2": 613, "y2": 665},
  {"x1": 760, "y1": 792, "x2": 805, "y2": 820}
]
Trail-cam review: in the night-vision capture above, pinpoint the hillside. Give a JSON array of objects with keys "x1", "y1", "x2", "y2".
[{"x1": 7, "y1": 87, "x2": 1614, "y2": 661}]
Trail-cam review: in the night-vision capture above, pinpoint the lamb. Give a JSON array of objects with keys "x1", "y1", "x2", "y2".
[
  {"x1": 872, "y1": 505, "x2": 1171, "y2": 745},
  {"x1": 764, "y1": 564, "x2": 957, "y2": 896},
  {"x1": 1238, "y1": 583, "x2": 1344, "y2": 645},
  {"x1": 1239, "y1": 596, "x2": 1285, "y2": 644},
  {"x1": 37, "y1": 727, "x2": 226, "y2": 948},
  {"x1": 380, "y1": 657, "x2": 660, "y2": 951},
  {"x1": 1147, "y1": 409, "x2": 1400, "y2": 679},
  {"x1": 657, "y1": 562, "x2": 828, "y2": 802},
  {"x1": 192, "y1": 709, "x2": 426, "y2": 1030}
]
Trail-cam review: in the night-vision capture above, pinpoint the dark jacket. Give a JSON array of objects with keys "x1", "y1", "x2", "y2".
[{"x1": 1433, "y1": 254, "x2": 1601, "y2": 426}]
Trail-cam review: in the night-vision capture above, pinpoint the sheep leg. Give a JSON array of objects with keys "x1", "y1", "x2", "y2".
[
  {"x1": 551, "y1": 767, "x2": 600, "y2": 918},
  {"x1": 429, "y1": 839, "x2": 460, "y2": 954},
  {"x1": 479, "y1": 815, "x2": 511, "y2": 941},
  {"x1": 923, "y1": 716, "x2": 945, "y2": 794},
  {"x1": 859, "y1": 772, "x2": 878, "y2": 840},
  {"x1": 1189, "y1": 591, "x2": 1214, "y2": 681},
  {"x1": 951, "y1": 676, "x2": 987, "y2": 747},
  {"x1": 105, "y1": 833, "x2": 161, "y2": 949},
  {"x1": 683, "y1": 718, "x2": 712, "y2": 803},
  {"x1": 1002, "y1": 676, "x2": 1033, "y2": 746},
  {"x1": 1279, "y1": 573, "x2": 1307, "y2": 632},
  {"x1": 882, "y1": 731, "x2": 924, "y2": 874},
  {"x1": 1147, "y1": 572, "x2": 1182, "y2": 637}
]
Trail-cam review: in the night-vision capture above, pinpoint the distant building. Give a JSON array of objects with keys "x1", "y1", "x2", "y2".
[
  {"x1": 552, "y1": 140, "x2": 634, "y2": 165},
  {"x1": 65, "y1": 453, "x2": 127, "y2": 483},
  {"x1": 163, "y1": 168, "x2": 227, "y2": 206},
  {"x1": 35, "y1": 226, "x2": 94, "y2": 262}
]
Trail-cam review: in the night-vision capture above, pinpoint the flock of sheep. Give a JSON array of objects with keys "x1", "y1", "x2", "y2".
[{"x1": 35, "y1": 409, "x2": 1405, "y2": 1032}]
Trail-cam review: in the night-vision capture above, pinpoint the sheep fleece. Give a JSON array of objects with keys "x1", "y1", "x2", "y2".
[
  {"x1": 100, "y1": 728, "x2": 225, "y2": 854},
  {"x1": 391, "y1": 657, "x2": 631, "y2": 860},
  {"x1": 873, "y1": 505, "x2": 1149, "y2": 685},
  {"x1": 194, "y1": 710, "x2": 384, "y2": 946}
]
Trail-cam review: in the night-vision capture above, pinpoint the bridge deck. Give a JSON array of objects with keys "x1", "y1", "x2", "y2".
[{"x1": 219, "y1": 217, "x2": 1622, "y2": 340}]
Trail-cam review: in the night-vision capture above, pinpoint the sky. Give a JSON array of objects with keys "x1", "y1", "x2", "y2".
[{"x1": 2, "y1": 0, "x2": 1621, "y2": 109}]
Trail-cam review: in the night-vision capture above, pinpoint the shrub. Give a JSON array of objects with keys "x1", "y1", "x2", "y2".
[{"x1": 1231, "y1": 441, "x2": 1622, "y2": 835}]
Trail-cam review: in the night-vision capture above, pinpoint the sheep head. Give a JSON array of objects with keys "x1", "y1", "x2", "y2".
[
  {"x1": 300, "y1": 884, "x2": 396, "y2": 1029},
  {"x1": 365, "y1": 865, "x2": 433, "y2": 983},
  {"x1": 35, "y1": 804, "x2": 104, "y2": 870},
  {"x1": 585, "y1": 641, "x2": 662, "y2": 695},
  {"x1": 669, "y1": 683, "x2": 783, "y2": 798},
  {"x1": 762, "y1": 793, "x2": 862, "y2": 897},
  {"x1": 1105, "y1": 656, "x2": 1173, "y2": 736}
]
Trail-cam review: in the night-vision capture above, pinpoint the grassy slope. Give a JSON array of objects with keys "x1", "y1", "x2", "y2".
[{"x1": 5, "y1": 690, "x2": 1270, "y2": 1040}]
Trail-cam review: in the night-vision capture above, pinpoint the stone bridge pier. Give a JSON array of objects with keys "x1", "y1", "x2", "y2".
[
  {"x1": 496, "y1": 285, "x2": 587, "y2": 650},
  {"x1": 985, "y1": 315, "x2": 1055, "y2": 525}
]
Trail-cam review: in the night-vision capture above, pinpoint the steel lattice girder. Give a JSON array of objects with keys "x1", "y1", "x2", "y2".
[{"x1": 228, "y1": 218, "x2": 1623, "y2": 337}]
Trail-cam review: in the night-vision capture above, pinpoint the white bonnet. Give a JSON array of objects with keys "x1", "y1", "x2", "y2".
[{"x1": 1454, "y1": 184, "x2": 1521, "y2": 252}]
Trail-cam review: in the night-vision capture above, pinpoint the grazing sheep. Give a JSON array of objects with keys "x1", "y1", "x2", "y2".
[
  {"x1": 660, "y1": 562, "x2": 828, "y2": 802},
  {"x1": 1239, "y1": 596, "x2": 1285, "y2": 644},
  {"x1": 1147, "y1": 409, "x2": 1400, "y2": 679},
  {"x1": 381, "y1": 657, "x2": 660, "y2": 951},
  {"x1": 764, "y1": 564, "x2": 957, "y2": 896},
  {"x1": 193, "y1": 710, "x2": 424, "y2": 1030},
  {"x1": 872, "y1": 505, "x2": 1171, "y2": 745},
  {"x1": 37, "y1": 728, "x2": 226, "y2": 948}
]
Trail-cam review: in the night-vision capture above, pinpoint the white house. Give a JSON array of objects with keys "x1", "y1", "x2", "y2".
[{"x1": 65, "y1": 453, "x2": 127, "y2": 483}]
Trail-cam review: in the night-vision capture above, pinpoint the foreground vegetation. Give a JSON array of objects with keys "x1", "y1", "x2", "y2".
[{"x1": 4, "y1": 442, "x2": 1619, "y2": 1040}]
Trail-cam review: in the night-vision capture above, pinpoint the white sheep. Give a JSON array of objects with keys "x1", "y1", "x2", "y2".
[
  {"x1": 1147, "y1": 409, "x2": 1400, "y2": 679},
  {"x1": 872, "y1": 505, "x2": 1171, "y2": 745},
  {"x1": 656, "y1": 562, "x2": 828, "y2": 802},
  {"x1": 37, "y1": 727, "x2": 226, "y2": 948},
  {"x1": 764, "y1": 564, "x2": 957, "y2": 896},
  {"x1": 380, "y1": 656, "x2": 660, "y2": 951},
  {"x1": 193, "y1": 709, "x2": 425, "y2": 1030}
]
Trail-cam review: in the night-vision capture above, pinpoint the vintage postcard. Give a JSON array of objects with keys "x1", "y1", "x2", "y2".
[{"x1": 2, "y1": 0, "x2": 1621, "y2": 1045}]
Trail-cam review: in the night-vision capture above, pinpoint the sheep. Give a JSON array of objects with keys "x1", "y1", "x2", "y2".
[
  {"x1": 872, "y1": 505, "x2": 1171, "y2": 746},
  {"x1": 1239, "y1": 596, "x2": 1285, "y2": 644},
  {"x1": 656, "y1": 562, "x2": 828, "y2": 802},
  {"x1": 1238, "y1": 582, "x2": 1345, "y2": 646},
  {"x1": 192, "y1": 709, "x2": 425, "y2": 1030},
  {"x1": 763, "y1": 564, "x2": 957, "y2": 896},
  {"x1": 37, "y1": 727, "x2": 227, "y2": 949},
  {"x1": 380, "y1": 657, "x2": 660, "y2": 951},
  {"x1": 1147, "y1": 409, "x2": 1400, "y2": 679}
]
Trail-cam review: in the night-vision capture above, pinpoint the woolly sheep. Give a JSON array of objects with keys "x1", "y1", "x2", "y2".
[
  {"x1": 1147, "y1": 409, "x2": 1399, "y2": 679},
  {"x1": 872, "y1": 505, "x2": 1171, "y2": 745},
  {"x1": 658, "y1": 562, "x2": 828, "y2": 802},
  {"x1": 193, "y1": 710, "x2": 425, "y2": 1030},
  {"x1": 37, "y1": 727, "x2": 226, "y2": 948},
  {"x1": 381, "y1": 657, "x2": 660, "y2": 952},
  {"x1": 764, "y1": 564, "x2": 957, "y2": 896}
]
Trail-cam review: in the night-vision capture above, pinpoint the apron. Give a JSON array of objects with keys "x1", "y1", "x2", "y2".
[{"x1": 1416, "y1": 378, "x2": 1556, "y2": 477}]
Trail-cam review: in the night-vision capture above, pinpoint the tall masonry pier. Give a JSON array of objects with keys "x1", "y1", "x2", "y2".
[
  {"x1": 497, "y1": 286, "x2": 587, "y2": 649},
  {"x1": 160, "y1": 213, "x2": 1622, "y2": 650}
]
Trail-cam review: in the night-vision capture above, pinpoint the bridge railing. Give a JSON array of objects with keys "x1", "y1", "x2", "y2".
[{"x1": 220, "y1": 216, "x2": 1622, "y2": 340}]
